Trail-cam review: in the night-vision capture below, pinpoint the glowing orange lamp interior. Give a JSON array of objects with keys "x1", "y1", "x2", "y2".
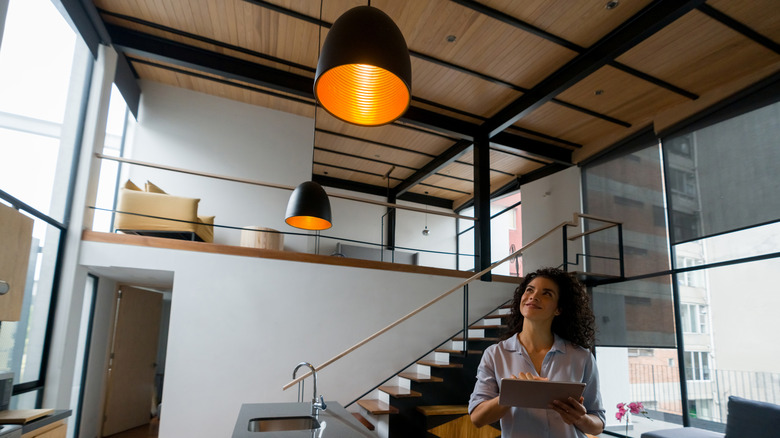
[
  {"x1": 285, "y1": 215, "x2": 331, "y2": 231},
  {"x1": 316, "y1": 63, "x2": 410, "y2": 126}
]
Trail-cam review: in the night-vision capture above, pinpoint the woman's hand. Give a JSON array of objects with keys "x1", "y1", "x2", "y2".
[
  {"x1": 550, "y1": 396, "x2": 605, "y2": 434},
  {"x1": 550, "y1": 396, "x2": 586, "y2": 425}
]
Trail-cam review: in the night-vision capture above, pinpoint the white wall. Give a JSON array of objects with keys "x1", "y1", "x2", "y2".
[
  {"x1": 78, "y1": 240, "x2": 515, "y2": 438},
  {"x1": 520, "y1": 166, "x2": 583, "y2": 272}
]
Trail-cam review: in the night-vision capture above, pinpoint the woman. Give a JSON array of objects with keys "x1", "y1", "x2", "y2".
[{"x1": 468, "y1": 267, "x2": 605, "y2": 437}]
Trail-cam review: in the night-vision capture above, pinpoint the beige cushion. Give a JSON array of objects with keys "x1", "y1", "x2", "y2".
[
  {"x1": 145, "y1": 180, "x2": 167, "y2": 194},
  {"x1": 196, "y1": 215, "x2": 215, "y2": 243},
  {"x1": 124, "y1": 179, "x2": 142, "y2": 191}
]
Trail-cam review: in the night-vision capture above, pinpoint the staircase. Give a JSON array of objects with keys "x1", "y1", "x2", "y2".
[{"x1": 354, "y1": 304, "x2": 512, "y2": 438}]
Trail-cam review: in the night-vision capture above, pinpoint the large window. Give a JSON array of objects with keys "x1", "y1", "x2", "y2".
[{"x1": 0, "y1": 0, "x2": 92, "y2": 407}]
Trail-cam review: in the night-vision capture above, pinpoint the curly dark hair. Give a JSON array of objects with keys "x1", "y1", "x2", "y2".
[{"x1": 502, "y1": 267, "x2": 595, "y2": 349}]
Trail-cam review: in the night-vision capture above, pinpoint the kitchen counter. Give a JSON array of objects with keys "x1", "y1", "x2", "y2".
[
  {"x1": 232, "y1": 402, "x2": 373, "y2": 438},
  {"x1": 22, "y1": 410, "x2": 71, "y2": 435}
]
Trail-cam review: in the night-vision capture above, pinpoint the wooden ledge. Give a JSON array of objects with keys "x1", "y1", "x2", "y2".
[
  {"x1": 416, "y1": 405, "x2": 468, "y2": 416},
  {"x1": 82, "y1": 231, "x2": 522, "y2": 283}
]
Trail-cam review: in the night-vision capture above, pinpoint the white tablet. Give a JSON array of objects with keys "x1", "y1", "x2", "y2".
[{"x1": 498, "y1": 379, "x2": 586, "y2": 409}]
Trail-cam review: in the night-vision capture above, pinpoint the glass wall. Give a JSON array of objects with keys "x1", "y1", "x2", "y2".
[
  {"x1": 0, "y1": 0, "x2": 92, "y2": 406},
  {"x1": 457, "y1": 191, "x2": 522, "y2": 275},
  {"x1": 662, "y1": 98, "x2": 780, "y2": 432},
  {"x1": 585, "y1": 89, "x2": 780, "y2": 436}
]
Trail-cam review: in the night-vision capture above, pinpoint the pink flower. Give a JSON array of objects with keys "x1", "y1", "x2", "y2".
[
  {"x1": 615, "y1": 410, "x2": 625, "y2": 420},
  {"x1": 629, "y1": 402, "x2": 644, "y2": 414}
]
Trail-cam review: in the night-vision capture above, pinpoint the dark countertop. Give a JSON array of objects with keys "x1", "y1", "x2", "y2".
[
  {"x1": 21, "y1": 410, "x2": 71, "y2": 435},
  {"x1": 232, "y1": 402, "x2": 373, "y2": 438}
]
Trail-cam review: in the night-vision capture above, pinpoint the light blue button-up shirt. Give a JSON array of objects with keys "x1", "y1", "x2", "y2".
[{"x1": 468, "y1": 333, "x2": 605, "y2": 438}]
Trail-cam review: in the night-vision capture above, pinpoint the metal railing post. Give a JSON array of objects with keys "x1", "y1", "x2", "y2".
[
  {"x1": 463, "y1": 284, "x2": 469, "y2": 356},
  {"x1": 562, "y1": 226, "x2": 568, "y2": 271},
  {"x1": 617, "y1": 223, "x2": 625, "y2": 278}
]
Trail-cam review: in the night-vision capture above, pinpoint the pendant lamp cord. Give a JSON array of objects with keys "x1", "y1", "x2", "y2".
[{"x1": 312, "y1": 0, "x2": 324, "y2": 177}]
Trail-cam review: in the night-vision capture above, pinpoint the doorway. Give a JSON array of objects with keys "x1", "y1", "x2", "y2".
[{"x1": 100, "y1": 285, "x2": 169, "y2": 437}]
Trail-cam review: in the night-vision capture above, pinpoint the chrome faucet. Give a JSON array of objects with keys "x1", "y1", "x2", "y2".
[{"x1": 293, "y1": 362, "x2": 327, "y2": 416}]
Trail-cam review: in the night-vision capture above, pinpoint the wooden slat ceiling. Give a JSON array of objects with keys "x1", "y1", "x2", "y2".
[{"x1": 82, "y1": 0, "x2": 780, "y2": 210}]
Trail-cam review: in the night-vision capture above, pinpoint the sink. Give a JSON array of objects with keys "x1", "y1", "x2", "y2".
[{"x1": 247, "y1": 416, "x2": 321, "y2": 432}]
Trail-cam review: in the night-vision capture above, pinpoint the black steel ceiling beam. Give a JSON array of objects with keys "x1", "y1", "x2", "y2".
[
  {"x1": 551, "y1": 99, "x2": 631, "y2": 127},
  {"x1": 608, "y1": 62, "x2": 698, "y2": 100},
  {"x1": 697, "y1": 4, "x2": 780, "y2": 55},
  {"x1": 492, "y1": 132, "x2": 572, "y2": 164},
  {"x1": 313, "y1": 146, "x2": 473, "y2": 184},
  {"x1": 451, "y1": 0, "x2": 583, "y2": 52},
  {"x1": 313, "y1": 161, "x2": 470, "y2": 195},
  {"x1": 490, "y1": 146, "x2": 550, "y2": 166},
  {"x1": 127, "y1": 56, "x2": 313, "y2": 106},
  {"x1": 506, "y1": 127, "x2": 582, "y2": 148},
  {"x1": 482, "y1": 0, "x2": 706, "y2": 138},
  {"x1": 411, "y1": 96, "x2": 487, "y2": 122},
  {"x1": 108, "y1": 24, "x2": 314, "y2": 99},
  {"x1": 312, "y1": 175, "x2": 454, "y2": 210},
  {"x1": 315, "y1": 129, "x2": 437, "y2": 158},
  {"x1": 452, "y1": 0, "x2": 699, "y2": 101},
  {"x1": 392, "y1": 139, "x2": 473, "y2": 197},
  {"x1": 99, "y1": 8, "x2": 316, "y2": 73}
]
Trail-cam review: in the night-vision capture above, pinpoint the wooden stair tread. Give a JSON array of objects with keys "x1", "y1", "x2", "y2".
[
  {"x1": 453, "y1": 337, "x2": 499, "y2": 342},
  {"x1": 416, "y1": 405, "x2": 469, "y2": 416},
  {"x1": 378, "y1": 385, "x2": 422, "y2": 398},
  {"x1": 435, "y1": 348, "x2": 482, "y2": 355},
  {"x1": 398, "y1": 372, "x2": 444, "y2": 383},
  {"x1": 351, "y1": 412, "x2": 375, "y2": 430},
  {"x1": 469, "y1": 324, "x2": 506, "y2": 329},
  {"x1": 357, "y1": 399, "x2": 399, "y2": 415},
  {"x1": 417, "y1": 360, "x2": 463, "y2": 368}
]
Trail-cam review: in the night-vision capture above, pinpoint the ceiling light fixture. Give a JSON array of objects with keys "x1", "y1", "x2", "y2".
[
  {"x1": 314, "y1": 3, "x2": 412, "y2": 126},
  {"x1": 422, "y1": 191, "x2": 431, "y2": 236},
  {"x1": 285, "y1": 180, "x2": 332, "y2": 230},
  {"x1": 285, "y1": 0, "x2": 333, "y2": 231}
]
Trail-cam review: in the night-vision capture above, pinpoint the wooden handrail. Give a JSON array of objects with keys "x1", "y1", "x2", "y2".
[
  {"x1": 95, "y1": 153, "x2": 475, "y2": 220},
  {"x1": 282, "y1": 213, "x2": 620, "y2": 391}
]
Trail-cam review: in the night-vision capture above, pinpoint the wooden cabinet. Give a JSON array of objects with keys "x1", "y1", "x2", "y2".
[
  {"x1": 22, "y1": 421, "x2": 66, "y2": 438},
  {"x1": 0, "y1": 203, "x2": 33, "y2": 321}
]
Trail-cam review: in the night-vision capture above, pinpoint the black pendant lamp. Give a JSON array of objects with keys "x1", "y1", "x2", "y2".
[
  {"x1": 285, "y1": 180, "x2": 332, "y2": 230},
  {"x1": 314, "y1": 5, "x2": 412, "y2": 126}
]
